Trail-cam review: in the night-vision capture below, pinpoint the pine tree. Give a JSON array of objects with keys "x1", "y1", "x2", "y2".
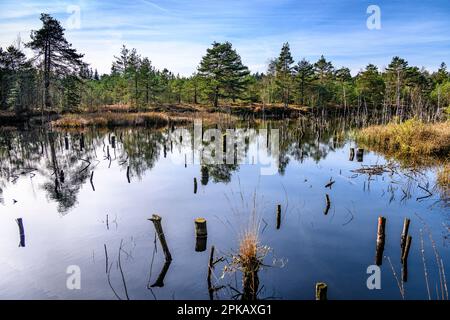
[
  {"x1": 314, "y1": 55, "x2": 334, "y2": 106},
  {"x1": 294, "y1": 58, "x2": 314, "y2": 105},
  {"x1": 276, "y1": 43, "x2": 294, "y2": 107},
  {"x1": 356, "y1": 64, "x2": 385, "y2": 108},
  {"x1": 385, "y1": 56, "x2": 408, "y2": 114},
  {"x1": 27, "y1": 13, "x2": 84, "y2": 110},
  {"x1": 198, "y1": 42, "x2": 249, "y2": 108}
]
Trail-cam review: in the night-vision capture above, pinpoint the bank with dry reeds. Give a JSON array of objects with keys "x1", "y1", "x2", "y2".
[{"x1": 357, "y1": 119, "x2": 450, "y2": 166}]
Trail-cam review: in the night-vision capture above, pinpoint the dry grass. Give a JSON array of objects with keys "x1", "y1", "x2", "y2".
[
  {"x1": 358, "y1": 119, "x2": 450, "y2": 166},
  {"x1": 52, "y1": 112, "x2": 190, "y2": 128}
]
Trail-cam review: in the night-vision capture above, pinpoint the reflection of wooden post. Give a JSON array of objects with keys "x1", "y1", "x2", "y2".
[
  {"x1": 400, "y1": 218, "x2": 410, "y2": 260},
  {"x1": 349, "y1": 148, "x2": 355, "y2": 161},
  {"x1": 375, "y1": 216, "x2": 386, "y2": 266},
  {"x1": 201, "y1": 166, "x2": 209, "y2": 186},
  {"x1": 126, "y1": 166, "x2": 130, "y2": 183},
  {"x1": 276, "y1": 204, "x2": 281, "y2": 229},
  {"x1": 324, "y1": 194, "x2": 331, "y2": 215},
  {"x1": 90, "y1": 171, "x2": 95, "y2": 191},
  {"x1": 149, "y1": 214, "x2": 172, "y2": 262},
  {"x1": 356, "y1": 148, "x2": 364, "y2": 162},
  {"x1": 60, "y1": 170, "x2": 65, "y2": 183},
  {"x1": 315, "y1": 282, "x2": 327, "y2": 300},
  {"x1": 16, "y1": 218, "x2": 25, "y2": 247},
  {"x1": 80, "y1": 133, "x2": 85, "y2": 151},
  {"x1": 194, "y1": 178, "x2": 198, "y2": 194}
]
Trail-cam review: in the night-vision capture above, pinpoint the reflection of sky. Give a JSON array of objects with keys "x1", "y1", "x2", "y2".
[
  {"x1": 0, "y1": 0, "x2": 449, "y2": 75},
  {"x1": 0, "y1": 128, "x2": 448, "y2": 299}
]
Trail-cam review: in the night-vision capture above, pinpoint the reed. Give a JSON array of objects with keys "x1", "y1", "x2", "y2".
[{"x1": 357, "y1": 119, "x2": 450, "y2": 166}]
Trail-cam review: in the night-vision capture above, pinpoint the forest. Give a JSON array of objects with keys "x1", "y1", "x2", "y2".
[{"x1": 0, "y1": 13, "x2": 450, "y2": 121}]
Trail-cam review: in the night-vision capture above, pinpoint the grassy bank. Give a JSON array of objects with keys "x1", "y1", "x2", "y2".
[
  {"x1": 357, "y1": 119, "x2": 450, "y2": 166},
  {"x1": 51, "y1": 109, "x2": 238, "y2": 128}
]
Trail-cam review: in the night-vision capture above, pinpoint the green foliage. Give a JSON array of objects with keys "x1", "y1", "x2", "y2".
[
  {"x1": 198, "y1": 41, "x2": 250, "y2": 107},
  {"x1": 0, "y1": 13, "x2": 448, "y2": 119}
]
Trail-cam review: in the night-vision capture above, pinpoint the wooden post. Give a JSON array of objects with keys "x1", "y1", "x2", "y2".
[
  {"x1": 375, "y1": 216, "x2": 386, "y2": 266},
  {"x1": 107, "y1": 145, "x2": 110, "y2": 159},
  {"x1": 402, "y1": 235, "x2": 412, "y2": 264},
  {"x1": 64, "y1": 136, "x2": 69, "y2": 150},
  {"x1": 60, "y1": 170, "x2": 65, "y2": 183},
  {"x1": 400, "y1": 218, "x2": 410, "y2": 259},
  {"x1": 150, "y1": 260, "x2": 172, "y2": 288},
  {"x1": 315, "y1": 282, "x2": 327, "y2": 300},
  {"x1": 349, "y1": 147, "x2": 355, "y2": 161},
  {"x1": 194, "y1": 178, "x2": 198, "y2": 194},
  {"x1": 149, "y1": 214, "x2": 172, "y2": 262},
  {"x1": 207, "y1": 245, "x2": 215, "y2": 300},
  {"x1": 16, "y1": 218, "x2": 25, "y2": 247},
  {"x1": 276, "y1": 204, "x2": 281, "y2": 229},
  {"x1": 324, "y1": 194, "x2": 331, "y2": 215},
  {"x1": 356, "y1": 148, "x2": 364, "y2": 162},
  {"x1": 195, "y1": 218, "x2": 207, "y2": 238},
  {"x1": 111, "y1": 136, "x2": 116, "y2": 149}
]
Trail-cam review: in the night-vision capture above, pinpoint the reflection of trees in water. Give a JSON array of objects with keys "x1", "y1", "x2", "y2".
[
  {"x1": 0, "y1": 117, "x2": 355, "y2": 213},
  {"x1": 119, "y1": 129, "x2": 165, "y2": 181}
]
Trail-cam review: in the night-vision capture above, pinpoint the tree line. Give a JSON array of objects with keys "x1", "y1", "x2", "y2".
[{"x1": 1, "y1": 13, "x2": 449, "y2": 119}]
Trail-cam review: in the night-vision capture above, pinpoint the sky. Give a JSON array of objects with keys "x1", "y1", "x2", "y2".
[{"x1": 0, "y1": 0, "x2": 449, "y2": 76}]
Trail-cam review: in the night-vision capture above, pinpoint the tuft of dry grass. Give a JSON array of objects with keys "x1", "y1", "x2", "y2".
[{"x1": 358, "y1": 119, "x2": 450, "y2": 166}]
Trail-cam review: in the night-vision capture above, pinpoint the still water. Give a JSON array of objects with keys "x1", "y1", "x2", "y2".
[{"x1": 0, "y1": 118, "x2": 448, "y2": 300}]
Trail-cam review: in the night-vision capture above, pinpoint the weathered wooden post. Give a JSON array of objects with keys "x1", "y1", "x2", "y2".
[
  {"x1": 356, "y1": 148, "x2": 364, "y2": 162},
  {"x1": 16, "y1": 218, "x2": 25, "y2": 247},
  {"x1": 149, "y1": 214, "x2": 172, "y2": 262},
  {"x1": 402, "y1": 235, "x2": 412, "y2": 264},
  {"x1": 324, "y1": 194, "x2": 331, "y2": 215},
  {"x1": 195, "y1": 218, "x2": 208, "y2": 252},
  {"x1": 207, "y1": 245, "x2": 215, "y2": 300},
  {"x1": 375, "y1": 216, "x2": 386, "y2": 266},
  {"x1": 150, "y1": 260, "x2": 172, "y2": 288},
  {"x1": 194, "y1": 178, "x2": 198, "y2": 194},
  {"x1": 315, "y1": 282, "x2": 328, "y2": 300},
  {"x1": 195, "y1": 218, "x2": 208, "y2": 238},
  {"x1": 400, "y1": 218, "x2": 410, "y2": 259},
  {"x1": 349, "y1": 147, "x2": 355, "y2": 161},
  {"x1": 64, "y1": 135, "x2": 69, "y2": 150},
  {"x1": 276, "y1": 204, "x2": 281, "y2": 229}
]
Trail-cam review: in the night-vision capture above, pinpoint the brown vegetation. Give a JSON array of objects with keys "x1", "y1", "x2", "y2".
[{"x1": 358, "y1": 119, "x2": 450, "y2": 166}]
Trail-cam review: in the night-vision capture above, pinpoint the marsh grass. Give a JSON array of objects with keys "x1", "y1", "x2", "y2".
[{"x1": 357, "y1": 119, "x2": 450, "y2": 166}]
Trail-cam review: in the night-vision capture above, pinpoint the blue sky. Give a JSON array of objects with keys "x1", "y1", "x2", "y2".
[{"x1": 0, "y1": 0, "x2": 449, "y2": 75}]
